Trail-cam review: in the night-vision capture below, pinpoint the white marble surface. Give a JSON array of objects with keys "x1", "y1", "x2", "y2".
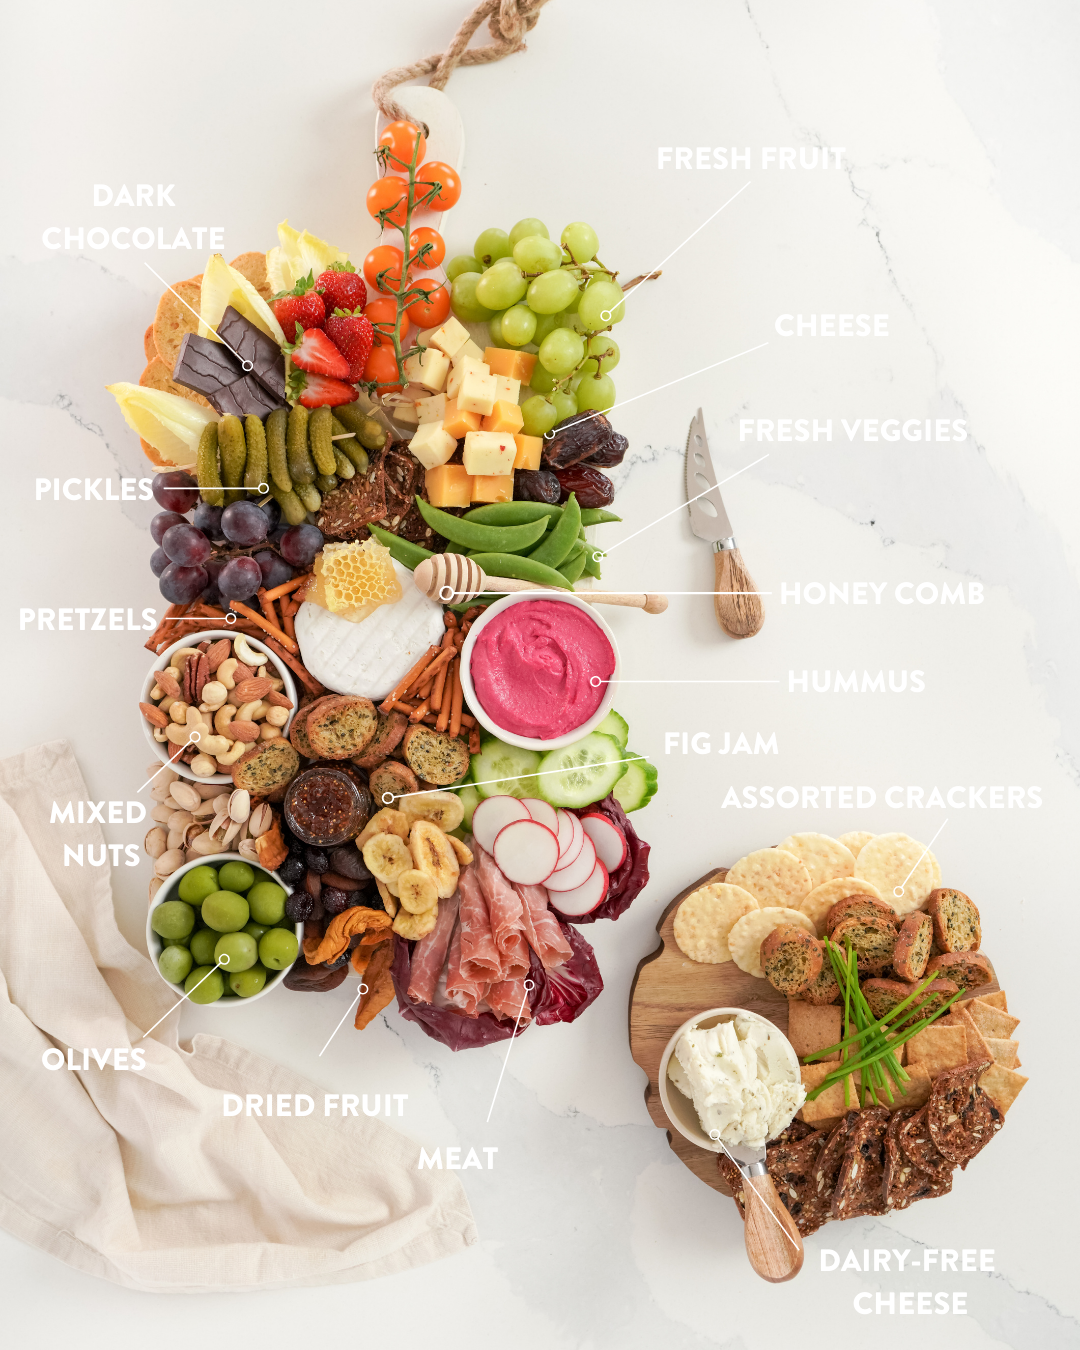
[{"x1": 1, "y1": 1, "x2": 1078, "y2": 1346}]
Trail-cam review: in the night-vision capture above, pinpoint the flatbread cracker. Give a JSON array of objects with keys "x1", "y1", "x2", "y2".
[
  {"x1": 153, "y1": 276, "x2": 202, "y2": 371},
  {"x1": 779, "y1": 832, "x2": 856, "y2": 888},
  {"x1": 726, "y1": 848, "x2": 812, "y2": 909},
  {"x1": 854, "y1": 832, "x2": 937, "y2": 914},
  {"x1": 838, "y1": 830, "x2": 874, "y2": 857},
  {"x1": 967, "y1": 999, "x2": 1019, "y2": 1039},
  {"x1": 885, "y1": 1062, "x2": 932, "y2": 1110},
  {"x1": 979, "y1": 1062, "x2": 1027, "y2": 1115},
  {"x1": 978, "y1": 989, "x2": 1008, "y2": 1013},
  {"x1": 787, "y1": 1002, "x2": 842, "y2": 1061},
  {"x1": 799, "y1": 876, "x2": 883, "y2": 936},
  {"x1": 799, "y1": 1062, "x2": 858, "y2": 1123},
  {"x1": 230, "y1": 251, "x2": 272, "y2": 300},
  {"x1": 729, "y1": 906, "x2": 815, "y2": 977},
  {"x1": 905, "y1": 1024, "x2": 968, "y2": 1077},
  {"x1": 986, "y1": 1037, "x2": 1020, "y2": 1069},
  {"x1": 140, "y1": 355, "x2": 212, "y2": 408},
  {"x1": 673, "y1": 882, "x2": 759, "y2": 964}
]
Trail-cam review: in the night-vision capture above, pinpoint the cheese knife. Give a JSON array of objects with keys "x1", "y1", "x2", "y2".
[
  {"x1": 685, "y1": 409, "x2": 764, "y2": 638},
  {"x1": 720, "y1": 1138, "x2": 804, "y2": 1282}
]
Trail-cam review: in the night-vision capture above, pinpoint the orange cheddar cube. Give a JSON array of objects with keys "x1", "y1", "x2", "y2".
[
  {"x1": 441, "y1": 396, "x2": 481, "y2": 440},
  {"x1": 425, "y1": 464, "x2": 474, "y2": 509},
  {"x1": 512, "y1": 433, "x2": 543, "y2": 471},
  {"x1": 470, "y1": 473, "x2": 515, "y2": 503},
  {"x1": 481, "y1": 399, "x2": 525, "y2": 434},
  {"x1": 484, "y1": 348, "x2": 538, "y2": 384}
]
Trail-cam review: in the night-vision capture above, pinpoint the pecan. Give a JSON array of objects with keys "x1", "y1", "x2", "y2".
[
  {"x1": 194, "y1": 654, "x2": 210, "y2": 701},
  {"x1": 206, "y1": 639, "x2": 232, "y2": 671},
  {"x1": 181, "y1": 656, "x2": 194, "y2": 705},
  {"x1": 140, "y1": 701, "x2": 168, "y2": 728}
]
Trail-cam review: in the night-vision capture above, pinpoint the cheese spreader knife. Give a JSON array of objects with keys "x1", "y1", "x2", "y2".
[
  {"x1": 719, "y1": 1137, "x2": 804, "y2": 1282},
  {"x1": 685, "y1": 409, "x2": 765, "y2": 638}
]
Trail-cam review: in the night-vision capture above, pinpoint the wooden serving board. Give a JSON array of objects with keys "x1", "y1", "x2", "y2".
[{"x1": 628, "y1": 868, "x2": 1000, "y2": 1199}]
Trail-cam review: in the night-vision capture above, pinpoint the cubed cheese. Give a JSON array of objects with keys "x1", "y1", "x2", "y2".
[
  {"x1": 428, "y1": 316, "x2": 470, "y2": 359},
  {"x1": 416, "y1": 392, "x2": 447, "y2": 424},
  {"x1": 425, "y1": 464, "x2": 473, "y2": 508},
  {"x1": 447, "y1": 355, "x2": 489, "y2": 400},
  {"x1": 452, "y1": 338, "x2": 484, "y2": 366},
  {"x1": 463, "y1": 430, "x2": 517, "y2": 477},
  {"x1": 471, "y1": 474, "x2": 515, "y2": 504},
  {"x1": 392, "y1": 402, "x2": 419, "y2": 426},
  {"x1": 415, "y1": 328, "x2": 440, "y2": 349},
  {"x1": 481, "y1": 399, "x2": 524, "y2": 434},
  {"x1": 457, "y1": 369, "x2": 497, "y2": 416},
  {"x1": 484, "y1": 348, "x2": 537, "y2": 384},
  {"x1": 403, "y1": 347, "x2": 450, "y2": 392},
  {"x1": 408, "y1": 421, "x2": 457, "y2": 470},
  {"x1": 493, "y1": 374, "x2": 521, "y2": 404},
  {"x1": 512, "y1": 433, "x2": 543, "y2": 471},
  {"x1": 442, "y1": 395, "x2": 482, "y2": 440}
]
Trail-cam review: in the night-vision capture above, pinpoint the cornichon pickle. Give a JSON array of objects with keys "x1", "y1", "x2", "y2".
[
  {"x1": 295, "y1": 482, "x2": 321, "y2": 513},
  {"x1": 316, "y1": 473, "x2": 339, "y2": 493},
  {"x1": 332, "y1": 446, "x2": 356, "y2": 479},
  {"x1": 286, "y1": 405, "x2": 315, "y2": 485},
  {"x1": 243, "y1": 415, "x2": 268, "y2": 489},
  {"x1": 268, "y1": 482, "x2": 308, "y2": 526},
  {"x1": 333, "y1": 403, "x2": 388, "y2": 451},
  {"x1": 308, "y1": 405, "x2": 336, "y2": 475},
  {"x1": 218, "y1": 414, "x2": 246, "y2": 505},
  {"x1": 266, "y1": 407, "x2": 291, "y2": 491},
  {"x1": 196, "y1": 421, "x2": 223, "y2": 506},
  {"x1": 334, "y1": 437, "x2": 369, "y2": 475}
]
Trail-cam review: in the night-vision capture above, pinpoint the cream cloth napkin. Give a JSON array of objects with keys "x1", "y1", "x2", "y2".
[{"x1": 0, "y1": 741, "x2": 476, "y2": 1292}]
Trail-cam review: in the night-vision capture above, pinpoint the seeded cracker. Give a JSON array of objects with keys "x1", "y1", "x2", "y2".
[
  {"x1": 927, "y1": 1060, "x2": 1003, "y2": 1169},
  {"x1": 726, "y1": 847, "x2": 812, "y2": 909},
  {"x1": 831, "y1": 1106, "x2": 890, "y2": 1220},
  {"x1": 898, "y1": 1105, "x2": 953, "y2": 1180},
  {"x1": 778, "y1": 832, "x2": 857, "y2": 888},
  {"x1": 884, "y1": 1109, "x2": 953, "y2": 1210},
  {"x1": 854, "y1": 832, "x2": 938, "y2": 914},
  {"x1": 799, "y1": 876, "x2": 884, "y2": 936},
  {"x1": 673, "y1": 882, "x2": 760, "y2": 963},
  {"x1": 728, "y1": 906, "x2": 815, "y2": 977}
]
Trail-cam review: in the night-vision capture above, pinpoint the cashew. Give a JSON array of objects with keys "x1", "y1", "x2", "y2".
[
  {"x1": 169, "y1": 701, "x2": 190, "y2": 724},
  {"x1": 259, "y1": 724, "x2": 281, "y2": 741},
  {"x1": 215, "y1": 742, "x2": 247, "y2": 767},
  {"x1": 200, "y1": 680, "x2": 228, "y2": 710},
  {"x1": 248, "y1": 803, "x2": 273, "y2": 837},
  {"x1": 199, "y1": 734, "x2": 231, "y2": 758},
  {"x1": 153, "y1": 728, "x2": 169, "y2": 743},
  {"x1": 189, "y1": 754, "x2": 218, "y2": 778},
  {"x1": 266, "y1": 677, "x2": 284, "y2": 692},
  {"x1": 264, "y1": 705, "x2": 289, "y2": 727},
  {"x1": 144, "y1": 826, "x2": 168, "y2": 858},
  {"x1": 154, "y1": 848, "x2": 185, "y2": 877},
  {"x1": 214, "y1": 705, "x2": 238, "y2": 738},
  {"x1": 158, "y1": 696, "x2": 176, "y2": 715},
  {"x1": 170, "y1": 647, "x2": 201, "y2": 666},
  {"x1": 165, "y1": 724, "x2": 192, "y2": 746},
  {"x1": 149, "y1": 683, "x2": 164, "y2": 700},
  {"x1": 232, "y1": 634, "x2": 268, "y2": 667},
  {"x1": 217, "y1": 658, "x2": 239, "y2": 690}
]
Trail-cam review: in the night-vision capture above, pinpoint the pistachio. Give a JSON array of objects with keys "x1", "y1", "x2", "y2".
[
  {"x1": 228, "y1": 789, "x2": 251, "y2": 823},
  {"x1": 154, "y1": 848, "x2": 185, "y2": 877},
  {"x1": 248, "y1": 803, "x2": 273, "y2": 837},
  {"x1": 151, "y1": 803, "x2": 173, "y2": 824},
  {"x1": 189, "y1": 830, "x2": 226, "y2": 857},
  {"x1": 168, "y1": 781, "x2": 202, "y2": 812},
  {"x1": 237, "y1": 838, "x2": 260, "y2": 862},
  {"x1": 148, "y1": 875, "x2": 164, "y2": 902},
  {"x1": 144, "y1": 826, "x2": 168, "y2": 858}
]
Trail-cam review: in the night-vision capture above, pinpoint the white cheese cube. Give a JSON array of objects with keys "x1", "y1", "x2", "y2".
[
  {"x1": 446, "y1": 355, "x2": 489, "y2": 400},
  {"x1": 428, "y1": 316, "x2": 470, "y2": 359},
  {"x1": 457, "y1": 370, "x2": 497, "y2": 416},
  {"x1": 452, "y1": 338, "x2": 484, "y2": 367},
  {"x1": 392, "y1": 402, "x2": 419, "y2": 425},
  {"x1": 416, "y1": 393, "x2": 447, "y2": 424},
  {"x1": 408, "y1": 421, "x2": 457, "y2": 470},
  {"x1": 403, "y1": 347, "x2": 450, "y2": 392},
  {"x1": 493, "y1": 374, "x2": 521, "y2": 404},
  {"x1": 415, "y1": 328, "x2": 440, "y2": 349},
  {"x1": 463, "y1": 430, "x2": 517, "y2": 476}
]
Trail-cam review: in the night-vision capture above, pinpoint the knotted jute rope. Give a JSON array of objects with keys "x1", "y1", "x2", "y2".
[{"x1": 372, "y1": 0, "x2": 552, "y2": 125}]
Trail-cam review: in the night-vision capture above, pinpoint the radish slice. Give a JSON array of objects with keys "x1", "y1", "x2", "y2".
[
  {"x1": 544, "y1": 835, "x2": 596, "y2": 891},
  {"x1": 520, "y1": 797, "x2": 559, "y2": 835},
  {"x1": 549, "y1": 860, "x2": 609, "y2": 917},
  {"x1": 472, "y1": 796, "x2": 531, "y2": 854},
  {"x1": 493, "y1": 819, "x2": 561, "y2": 885},
  {"x1": 555, "y1": 809, "x2": 584, "y2": 867},
  {"x1": 580, "y1": 814, "x2": 627, "y2": 871}
]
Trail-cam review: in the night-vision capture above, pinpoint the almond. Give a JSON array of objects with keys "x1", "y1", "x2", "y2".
[
  {"x1": 140, "y1": 701, "x2": 169, "y2": 728},
  {"x1": 229, "y1": 720, "x2": 261, "y2": 743},
  {"x1": 206, "y1": 639, "x2": 232, "y2": 671},
  {"x1": 264, "y1": 689, "x2": 295, "y2": 709},
  {"x1": 157, "y1": 669, "x2": 181, "y2": 700},
  {"x1": 234, "y1": 677, "x2": 274, "y2": 702},
  {"x1": 232, "y1": 662, "x2": 255, "y2": 683}
]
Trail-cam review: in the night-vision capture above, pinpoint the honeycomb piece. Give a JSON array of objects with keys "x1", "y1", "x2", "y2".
[{"x1": 308, "y1": 539, "x2": 403, "y2": 623}]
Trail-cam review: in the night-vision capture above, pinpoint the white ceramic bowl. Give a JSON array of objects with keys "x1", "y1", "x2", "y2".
[
  {"x1": 459, "y1": 592, "x2": 621, "y2": 751},
  {"x1": 146, "y1": 853, "x2": 301, "y2": 1008},
  {"x1": 657, "y1": 1007, "x2": 802, "y2": 1153},
  {"x1": 141, "y1": 629, "x2": 297, "y2": 785}
]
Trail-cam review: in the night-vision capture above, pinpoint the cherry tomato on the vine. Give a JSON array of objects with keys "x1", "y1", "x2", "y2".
[
  {"x1": 366, "y1": 175, "x2": 409, "y2": 228},
  {"x1": 405, "y1": 281, "x2": 451, "y2": 328},
  {"x1": 363, "y1": 244, "x2": 409, "y2": 294},
  {"x1": 363, "y1": 343, "x2": 403, "y2": 392},
  {"x1": 365, "y1": 297, "x2": 409, "y2": 347},
  {"x1": 378, "y1": 120, "x2": 427, "y2": 171},
  {"x1": 414, "y1": 161, "x2": 461, "y2": 211},
  {"x1": 408, "y1": 226, "x2": 445, "y2": 270}
]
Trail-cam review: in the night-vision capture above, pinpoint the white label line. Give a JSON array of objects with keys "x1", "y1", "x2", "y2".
[
  {"x1": 144, "y1": 263, "x2": 254, "y2": 371},
  {"x1": 386, "y1": 756, "x2": 649, "y2": 804},
  {"x1": 486, "y1": 979, "x2": 535, "y2": 1123},
  {"x1": 319, "y1": 980, "x2": 369, "y2": 1056},
  {"x1": 136, "y1": 731, "x2": 202, "y2": 792},
  {"x1": 603, "y1": 455, "x2": 770, "y2": 555},
  {"x1": 894, "y1": 820, "x2": 948, "y2": 898},
  {"x1": 136, "y1": 957, "x2": 230, "y2": 1041}
]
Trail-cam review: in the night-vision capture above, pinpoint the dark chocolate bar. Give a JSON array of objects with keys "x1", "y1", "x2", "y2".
[
  {"x1": 216, "y1": 305, "x2": 288, "y2": 401},
  {"x1": 172, "y1": 332, "x2": 285, "y2": 418},
  {"x1": 212, "y1": 374, "x2": 287, "y2": 419}
]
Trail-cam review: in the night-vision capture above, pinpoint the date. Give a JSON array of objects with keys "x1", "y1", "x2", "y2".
[
  {"x1": 553, "y1": 464, "x2": 615, "y2": 508},
  {"x1": 513, "y1": 468, "x2": 561, "y2": 503},
  {"x1": 542, "y1": 413, "x2": 628, "y2": 471}
]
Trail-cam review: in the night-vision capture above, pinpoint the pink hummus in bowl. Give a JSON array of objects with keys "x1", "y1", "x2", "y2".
[{"x1": 460, "y1": 594, "x2": 620, "y2": 750}]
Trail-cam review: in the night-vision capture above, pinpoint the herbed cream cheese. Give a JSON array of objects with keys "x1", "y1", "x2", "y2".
[{"x1": 668, "y1": 1014, "x2": 804, "y2": 1149}]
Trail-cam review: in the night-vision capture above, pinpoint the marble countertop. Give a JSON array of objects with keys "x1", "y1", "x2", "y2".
[{"x1": 1, "y1": 1, "x2": 1077, "y2": 1346}]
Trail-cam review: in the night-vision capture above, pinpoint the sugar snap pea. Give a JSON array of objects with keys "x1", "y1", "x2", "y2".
[
  {"x1": 269, "y1": 482, "x2": 308, "y2": 526},
  {"x1": 463, "y1": 502, "x2": 561, "y2": 527},
  {"x1": 579, "y1": 508, "x2": 622, "y2": 526},
  {"x1": 465, "y1": 552, "x2": 572, "y2": 590},
  {"x1": 581, "y1": 543, "x2": 603, "y2": 580},
  {"x1": 286, "y1": 405, "x2": 315, "y2": 485},
  {"x1": 196, "y1": 421, "x2": 223, "y2": 506},
  {"x1": 367, "y1": 524, "x2": 432, "y2": 570},
  {"x1": 218, "y1": 414, "x2": 246, "y2": 505},
  {"x1": 558, "y1": 546, "x2": 587, "y2": 584},
  {"x1": 266, "y1": 408, "x2": 291, "y2": 491},
  {"x1": 309, "y1": 406, "x2": 337, "y2": 475},
  {"x1": 528, "y1": 492, "x2": 580, "y2": 568},
  {"x1": 243, "y1": 415, "x2": 268, "y2": 490},
  {"x1": 415, "y1": 496, "x2": 549, "y2": 552},
  {"x1": 332, "y1": 446, "x2": 356, "y2": 479}
]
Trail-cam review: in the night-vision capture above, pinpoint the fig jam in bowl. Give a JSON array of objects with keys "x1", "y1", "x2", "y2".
[
  {"x1": 460, "y1": 593, "x2": 620, "y2": 751},
  {"x1": 284, "y1": 767, "x2": 371, "y2": 846}
]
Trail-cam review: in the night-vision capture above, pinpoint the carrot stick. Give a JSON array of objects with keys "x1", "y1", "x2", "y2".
[
  {"x1": 263, "y1": 574, "x2": 311, "y2": 602},
  {"x1": 449, "y1": 660, "x2": 464, "y2": 739},
  {"x1": 227, "y1": 600, "x2": 299, "y2": 653},
  {"x1": 379, "y1": 645, "x2": 441, "y2": 714}
]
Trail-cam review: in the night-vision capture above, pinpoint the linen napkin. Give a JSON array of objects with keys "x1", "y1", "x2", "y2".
[{"x1": 0, "y1": 740, "x2": 476, "y2": 1292}]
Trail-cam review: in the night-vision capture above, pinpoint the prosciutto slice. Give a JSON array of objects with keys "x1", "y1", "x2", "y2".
[
  {"x1": 475, "y1": 847, "x2": 531, "y2": 980},
  {"x1": 406, "y1": 891, "x2": 459, "y2": 1005},
  {"x1": 457, "y1": 865, "x2": 501, "y2": 983},
  {"x1": 515, "y1": 882, "x2": 573, "y2": 969},
  {"x1": 487, "y1": 977, "x2": 533, "y2": 1024},
  {"x1": 445, "y1": 919, "x2": 487, "y2": 1016}
]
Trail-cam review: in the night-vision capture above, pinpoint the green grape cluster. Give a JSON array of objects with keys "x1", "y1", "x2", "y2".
[{"x1": 448, "y1": 217, "x2": 625, "y2": 437}]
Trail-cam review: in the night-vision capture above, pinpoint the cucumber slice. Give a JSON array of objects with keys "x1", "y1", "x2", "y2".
[
  {"x1": 470, "y1": 736, "x2": 541, "y2": 799},
  {"x1": 536, "y1": 732, "x2": 627, "y2": 810},
  {"x1": 593, "y1": 708, "x2": 629, "y2": 749},
  {"x1": 454, "y1": 783, "x2": 482, "y2": 830},
  {"x1": 612, "y1": 750, "x2": 658, "y2": 813}
]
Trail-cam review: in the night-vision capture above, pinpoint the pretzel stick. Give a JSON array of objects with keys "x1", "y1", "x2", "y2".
[
  {"x1": 263, "y1": 574, "x2": 311, "y2": 602},
  {"x1": 379, "y1": 645, "x2": 441, "y2": 713},
  {"x1": 449, "y1": 659, "x2": 464, "y2": 739},
  {"x1": 258, "y1": 589, "x2": 281, "y2": 632},
  {"x1": 405, "y1": 644, "x2": 453, "y2": 699},
  {"x1": 408, "y1": 698, "x2": 431, "y2": 724},
  {"x1": 469, "y1": 724, "x2": 480, "y2": 754},
  {"x1": 258, "y1": 635, "x2": 325, "y2": 696},
  {"x1": 228, "y1": 601, "x2": 299, "y2": 653},
  {"x1": 390, "y1": 700, "x2": 417, "y2": 716},
  {"x1": 280, "y1": 594, "x2": 297, "y2": 643},
  {"x1": 435, "y1": 657, "x2": 455, "y2": 733}
]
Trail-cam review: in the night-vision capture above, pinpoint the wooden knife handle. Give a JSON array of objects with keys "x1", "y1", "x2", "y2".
[
  {"x1": 714, "y1": 548, "x2": 764, "y2": 638},
  {"x1": 742, "y1": 1172, "x2": 804, "y2": 1283}
]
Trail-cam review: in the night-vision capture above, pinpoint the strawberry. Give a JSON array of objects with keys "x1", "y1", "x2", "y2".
[
  {"x1": 316, "y1": 262, "x2": 366, "y2": 315},
  {"x1": 325, "y1": 308, "x2": 376, "y2": 383},
  {"x1": 270, "y1": 271, "x2": 325, "y2": 335},
  {"x1": 287, "y1": 369, "x2": 359, "y2": 409},
  {"x1": 283, "y1": 326, "x2": 350, "y2": 380}
]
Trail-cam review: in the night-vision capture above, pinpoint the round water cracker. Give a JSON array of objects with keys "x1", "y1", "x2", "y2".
[
  {"x1": 839, "y1": 830, "x2": 875, "y2": 858},
  {"x1": 855, "y1": 832, "x2": 937, "y2": 914},
  {"x1": 673, "y1": 882, "x2": 760, "y2": 964},
  {"x1": 230, "y1": 251, "x2": 272, "y2": 301},
  {"x1": 928, "y1": 850, "x2": 941, "y2": 886},
  {"x1": 778, "y1": 832, "x2": 856, "y2": 888},
  {"x1": 729, "y1": 906, "x2": 815, "y2": 978},
  {"x1": 140, "y1": 356, "x2": 212, "y2": 409},
  {"x1": 799, "y1": 876, "x2": 884, "y2": 936},
  {"x1": 726, "y1": 848, "x2": 812, "y2": 909},
  {"x1": 153, "y1": 276, "x2": 202, "y2": 371}
]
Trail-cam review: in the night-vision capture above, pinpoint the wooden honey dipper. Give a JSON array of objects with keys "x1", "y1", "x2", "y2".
[{"x1": 413, "y1": 553, "x2": 668, "y2": 614}]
